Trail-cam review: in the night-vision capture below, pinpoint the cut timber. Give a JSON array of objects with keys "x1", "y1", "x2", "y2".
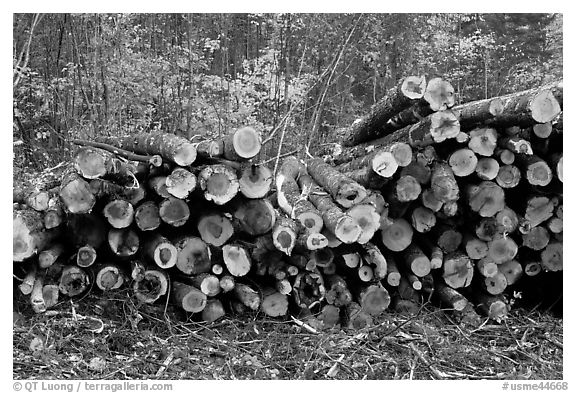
[
  {"x1": 71, "y1": 139, "x2": 162, "y2": 166},
  {"x1": 411, "y1": 206, "x2": 436, "y2": 233},
  {"x1": 143, "y1": 234, "x2": 177, "y2": 269},
  {"x1": 13, "y1": 209, "x2": 56, "y2": 262},
  {"x1": 90, "y1": 178, "x2": 146, "y2": 206},
  {"x1": 431, "y1": 162, "x2": 459, "y2": 203},
  {"x1": 95, "y1": 264, "x2": 125, "y2": 291},
  {"x1": 318, "y1": 304, "x2": 341, "y2": 328},
  {"x1": 380, "y1": 218, "x2": 413, "y2": 252},
  {"x1": 172, "y1": 281, "x2": 207, "y2": 312},
  {"x1": 467, "y1": 181, "x2": 505, "y2": 217},
  {"x1": 276, "y1": 157, "x2": 323, "y2": 233},
  {"x1": 222, "y1": 126, "x2": 261, "y2": 160},
  {"x1": 76, "y1": 245, "x2": 97, "y2": 267},
  {"x1": 198, "y1": 164, "x2": 239, "y2": 205},
  {"x1": 222, "y1": 244, "x2": 252, "y2": 277},
  {"x1": 452, "y1": 97, "x2": 504, "y2": 130},
  {"x1": 31, "y1": 274, "x2": 46, "y2": 313},
  {"x1": 477, "y1": 257, "x2": 498, "y2": 278},
  {"x1": 476, "y1": 217, "x2": 502, "y2": 241},
  {"x1": 386, "y1": 256, "x2": 401, "y2": 287},
  {"x1": 522, "y1": 226, "x2": 550, "y2": 251},
  {"x1": 449, "y1": 149, "x2": 478, "y2": 177},
  {"x1": 341, "y1": 252, "x2": 361, "y2": 269},
  {"x1": 306, "y1": 158, "x2": 367, "y2": 208},
  {"x1": 421, "y1": 189, "x2": 443, "y2": 212},
  {"x1": 525, "y1": 196, "x2": 555, "y2": 227},
  {"x1": 325, "y1": 275, "x2": 353, "y2": 307},
  {"x1": 356, "y1": 284, "x2": 390, "y2": 316},
  {"x1": 436, "y1": 283, "x2": 468, "y2": 311},
  {"x1": 202, "y1": 299, "x2": 226, "y2": 323},
  {"x1": 148, "y1": 176, "x2": 171, "y2": 199},
  {"x1": 44, "y1": 196, "x2": 64, "y2": 229},
  {"x1": 108, "y1": 228, "x2": 139, "y2": 258},
  {"x1": 401, "y1": 160, "x2": 431, "y2": 185},
  {"x1": 298, "y1": 174, "x2": 361, "y2": 243},
  {"x1": 362, "y1": 242, "x2": 388, "y2": 280},
  {"x1": 408, "y1": 110, "x2": 460, "y2": 147},
  {"x1": 103, "y1": 199, "x2": 134, "y2": 229},
  {"x1": 261, "y1": 288, "x2": 289, "y2": 317},
  {"x1": 358, "y1": 265, "x2": 374, "y2": 282},
  {"x1": 442, "y1": 252, "x2": 474, "y2": 289},
  {"x1": 533, "y1": 122, "x2": 553, "y2": 138},
  {"x1": 134, "y1": 201, "x2": 161, "y2": 231},
  {"x1": 488, "y1": 237, "x2": 518, "y2": 264},
  {"x1": 13, "y1": 167, "x2": 62, "y2": 211},
  {"x1": 436, "y1": 227, "x2": 462, "y2": 253},
  {"x1": 310, "y1": 248, "x2": 335, "y2": 268},
  {"x1": 197, "y1": 213, "x2": 234, "y2": 247},
  {"x1": 341, "y1": 75, "x2": 427, "y2": 146},
  {"x1": 296, "y1": 231, "x2": 328, "y2": 251},
  {"x1": 59, "y1": 265, "x2": 90, "y2": 297},
  {"x1": 547, "y1": 217, "x2": 563, "y2": 234},
  {"x1": 195, "y1": 139, "x2": 223, "y2": 159},
  {"x1": 165, "y1": 167, "x2": 196, "y2": 199},
  {"x1": 347, "y1": 204, "x2": 381, "y2": 244},
  {"x1": 59, "y1": 171, "x2": 96, "y2": 214},
  {"x1": 73, "y1": 147, "x2": 136, "y2": 182},
  {"x1": 19, "y1": 265, "x2": 37, "y2": 295},
  {"x1": 175, "y1": 236, "x2": 212, "y2": 275},
  {"x1": 497, "y1": 149, "x2": 516, "y2": 165},
  {"x1": 159, "y1": 197, "x2": 190, "y2": 227},
  {"x1": 341, "y1": 167, "x2": 389, "y2": 189},
  {"x1": 403, "y1": 244, "x2": 432, "y2": 277},
  {"x1": 395, "y1": 175, "x2": 422, "y2": 202},
  {"x1": 501, "y1": 136, "x2": 533, "y2": 155},
  {"x1": 329, "y1": 141, "x2": 412, "y2": 169},
  {"x1": 475, "y1": 158, "x2": 500, "y2": 180},
  {"x1": 541, "y1": 242, "x2": 562, "y2": 272},
  {"x1": 498, "y1": 260, "x2": 523, "y2": 285},
  {"x1": 131, "y1": 260, "x2": 145, "y2": 282},
  {"x1": 482, "y1": 272, "x2": 508, "y2": 295},
  {"x1": 430, "y1": 246, "x2": 444, "y2": 269},
  {"x1": 192, "y1": 273, "x2": 221, "y2": 297},
  {"x1": 219, "y1": 275, "x2": 235, "y2": 293},
  {"x1": 275, "y1": 279, "x2": 292, "y2": 295},
  {"x1": 239, "y1": 164, "x2": 272, "y2": 199},
  {"x1": 496, "y1": 165, "x2": 521, "y2": 188},
  {"x1": 272, "y1": 215, "x2": 298, "y2": 255},
  {"x1": 476, "y1": 294, "x2": 508, "y2": 321},
  {"x1": 496, "y1": 207, "x2": 519, "y2": 234},
  {"x1": 516, "y1": 154, "x2": 553, "y2": 187},
  {"x1": 212, "y1": 264, "x2": 224, "y2": 275},
  {"x1": 424, "y1": 77, "x2": 456, "y2": 111},
  {"x1": 42, "y1": 285, "x2": 59, "y2": 309},
  {"x1": 293, "y1": 271, "x2": 326, "y2": 308},
  {"x1": 345, "y1": 302, "x2": 373, "y2": 329},
  {"x1": 232, "y1": 198, "x2": 276, "y2": 236},
  {"x1": 524, "y1": 261, "x2": 542, "y2": 276},
  {"x1": 96, "y1": 132, "x2": 197, "y2": 166},
  {"x1": 463, "y1": 235, "x2": 488, "y2": 260},
  {"x1": 442, "y1": 200, "x2": 459, "y2": 217},
  {"x1": 468, "y1": 128, "x2": 498, "y2": 156},
  {"x1": 233, "y1": 283, "x2": 261, "y2": 311}
]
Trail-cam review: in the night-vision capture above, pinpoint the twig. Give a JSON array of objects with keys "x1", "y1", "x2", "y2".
[
  {"x1": 325, "y1": 354, "x2": 345, "y2": 378},
  {"x1": 290, "y1": 315, "x2": 319, "y2": 334},
  {"x1": 257, "y1": 150, "x2": 298, "y2": 166},
  {"x1": 155, "y1": 352, "x2": 175, "y2": 378},
  {"x1": 71, "y1": 139, "x2": 162, "y2": 167},
  {"x1": 408, "y1": 343, "x2": 451, "y2": 379}
]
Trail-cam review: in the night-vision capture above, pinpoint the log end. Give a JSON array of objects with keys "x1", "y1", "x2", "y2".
[
  {"x1": 531, "y1": 90, "x2": 561, "y2": 123},
  {"x1": 401, "y1": 75, "x2": 427, "y2": 100},
  {"x1": 232, "y1": 126, "x2": 262, "y2": 159}
]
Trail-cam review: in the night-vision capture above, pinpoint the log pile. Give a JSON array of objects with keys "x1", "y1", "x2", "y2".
[{"x1": 13, "y1": 78, "x2": 563, "y2": 329}]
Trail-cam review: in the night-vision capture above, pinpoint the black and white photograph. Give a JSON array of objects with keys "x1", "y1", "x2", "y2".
[{"x1": 11, "y1": 10, "x2": 566, "y2": 385}]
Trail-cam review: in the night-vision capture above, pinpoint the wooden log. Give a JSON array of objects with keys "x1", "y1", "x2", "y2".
[
  {"x1": 463, "y1": 235, "x2": 488, "y2": 260},
  {"x1": 202, "y1": 299, "x2": 226, "y2": 323},
  {"x1": 195, "y1": 139, "x2": 224, "y2": 159},
  {"x1": 239, "y1": 164, "x2": 272, "y2": 199},
  {"x1": 345, "y1": 302, "x2": 374, "y2": 329},
  {"x1": 495, "y1": 165, "x2": 521, "y2": 188},
  {"x1": 516, "y1": 154, "x2": 553, "y2": 187},
  {"x1": 103, "y1": 199, "x2": 134, "y2": 229},
  {"x1": 403, "y1": 244, "x2": 431, "y2": 277},
  {"x1": 523, "y1": 261, "x2": 542, "y2": 276},
  {"x1": 222, "y1": 244, "x2": 252, "y2": 277},
  {"x1": 487, "y1": 237, "x2": 518, "y2": 264},
  {"x1": 436, "y1": 227, "x2": 462, "y2": 253},
  {"x1": 148, "y1": 176, "x2": 171, "y2": 199},
  {"x1": 401, "y1": 160, "x2": 431, "y2": 185},
  {"x1": 71, "y1": 139, "x2": 162, "y2": 166},
  {"x1": 73, "y1": 147, "x2": 137, "y2": 182},
  {"x1": 397, "y1": 277, "x2": 422, "y2": 303},
  {"x1": 347, "y1": 203, "x2": 381, "y2": 244},
  {"x1": 232, "y1": 198, "x2": 276, "y2": 236},
  {"x1": 13, "y1": 167, "x2": 63, "y2": 211},
  {"x1": 318, "y1": 304, "x2": 341, "y2": 329},
  {"x1": 191, "y1": 273, "x2": 221, "y2": 297},
  {"x1": 172, "y1": 281, "x2": 207, "y2": 312},
  {"x1": 341, "y1": 75, "x2": 427, "y2": 146},
  {"x1": 108, "y1": 228, "x2": 139, "y2": 258},
  {"x1": 340, "y1": 252, "x2": 361, "y2": 269},
  {"x1": 442, "y1": 200, "x2": 459, "y2": 217},
  {"x1": 496, "y1": 148, "x2": 516, "y2": 165},
  {"x1": 42, "y1": 284, "x2": 59, "y2": 309},
  {"x1": 198, "y1": 164, "x2": 239, "y2": 205},
  {"x1": 175, "y1": 236, "x2": 212, "y2": 275},
  {"x1": 306, "y1": 158, "x2": 367, "y2": 208},
  {"x1": 498, "y1": 260, "x2": 523, "y2": 285},
  {"x1": 95, "y1": 132, "x2": 197, "y2": 166},
  {"x1": 448, "y1": 148, "x2": 478, "y2": 177},
  {"x1": 429, "y1": 246, "x2": 444, "y2": 269},
  {"x1": 44, "y1": 196, "x2": 64, "y2": 229},
  {"x1": 476, "y1": 257, "x2": 498, "y2": 278},
  {"x1": 310, "y1": 248, "x2": 335, "y2": 268},
  {"x1": 424, "y1": 77, "x2": 456, "y2": 111},
  {"x1": 76, "y1": 245, "x2": 97, "y2": 267},
  {"x1": 59, "y1": 265, "x2": 90, "y2": 297},
  {"x1": 525, "y1": 196, "x2": 555, "y2": 227},
  {"x1": 385, "y1": 255, "x2": 401, "y2": 287},
  {"x1": 59, "y1": 171, "x2": 96, "y2": 214},
  {"x1": 395, "y1": 175, "x2": 422, "y2": 202},
  {"x1": 436, "y1": 283, "x2": 468, "y2": 311},
  {"x1": 334, "y1": 146, "x2": 400, "y2": 180},
  {"x1": 496, "y1": 207, "x2": 519, "y2": 234},
  {"x1": 37, "y1": 243, "x2": 64, "y2": 269},
  {"x1": 261, "y1": 288, "x2": 289, "y2": 317},
  {"x1": 95, "y1": 264, "x2": 125, "y2": 291},
  {"x1": 143, "y1": 234, "x2": 177, "y2": 269},
  {"x1": 275, "y1": 278, "x2": 292, "y2": 295},
  {"x1": 408, "y1": 110, "x2": 460, "y2": 147},
  {"x1": 197, "y1": 212, "x2": 234, "y2": 247},
  {"x1": 219, "y1": 274, "x2": 235, "y2": 293},
  {"x1": 90, "y1": 178, "x2": 146, "y2": 205},
  {"x1": 158, "y1": 197, "x2": 190, "y2": 227},
  {"x1": 130, "y1": 260, "x2": 146, "y2": 282},
  {"x1": 475, "y1": 294, "x2": 508, "y2": 321},
  {"x1": 467, "y1": 127, "x2": 498, "y2": 157},
  {"x1": 221, "y1": 126, "x2": 261, "y2": 160},
  {"x1": 165, "y1": 167, "x2": 196, "y2": 199},
  {"x1": 410, "y1": 206, "x2": 436, "y2": 233},
  {"x1": 406, "y1": 274, "x2": 422, "y2": 290},
  {"x1": 233, "y1": 283, "x2": 261, "y2": 311},
  {"x1": 431, "y1": 162, "x2": 459, "y2": 203},
  {"x1": 541, "y1": 242, "x2": 562, "y2": 272},
  {"x1": 532, "y1": 122, "x2": 553, "y2": 138},
  {"x1": 328, "y1": 141, "x2": 413, "y2": 171},
  {"x1": 421, "y1": 188, "x2": 443, "y2": 212},
  {"x1": 30, "y1": 274, "x2": 46, "y2": 313},
  {"x1": 272, "y1": 214, "x2": 298, "y2": 256},
  {"x1": 297, "y1": 174, "x2": 361, "y2": 243},
  {"x1": 475, "y1": 217, "x2": 502, "y2": 242},
  {"x1": 358, "y1": 265, "x2": 374, "y2": 282},
  {"x1": 295, "y1": 231, "x2": 328, "y2": 251},
  {"x1": 549, "y1": 153, "x2": 563, "y2": 183},
  {"x1": 452, "y1": 97, "x2": 504, "y2": 130},
  {"x1": 361, "y1": 242, "x2": 388, "y2": 280},
  {"x1": 442, "y1": 252, "x2": 473, "y2": 289},
  {"x1": 475, "y1": 157, "x2": 500, "y2": 181},
  {"x1": 500, "y1": 136, "x2": 533, "y2": 155},
  {"x1": 482, "y1": 272, "x2": 508, "y2": 295},
  {"x1": 467, "y1": 181, "x2": 505, "y2": 217},
  {"x1": 325, "y1": 275, "x2": 353, "y2": 307},
  {"x1": 547, "y1": 217, "x2": 563, "y2": 234},
  {"x1": 356, "y1": 283, "x2": 390, "y2": 316},
  {"x1": 293, "y1": 271, "x2": 326, "y2": 308},
  {"x1": 380, "y1": 218, "x2": 413, "y2": 252},
  {"x1": 134, "y1": 201, "x2": 161, "y2": 231},
  {"x1": 19, "y1": 264, "x2": 37, "y2": 295},
  {"x1": 522, "y1": 226, "x2": 550, "y2": 251}
]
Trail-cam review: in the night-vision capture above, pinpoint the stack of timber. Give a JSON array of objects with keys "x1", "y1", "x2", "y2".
[{"x1": 13, "y1": 78, "x2": 563, "y2": 329}]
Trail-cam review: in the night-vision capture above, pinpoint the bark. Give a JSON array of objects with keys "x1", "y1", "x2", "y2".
[
  {"x1": 90, "y1": 178, "x2": 146, "y2": 206},
  {"x1": 334, "y1": 144, "x2": 403, "y2": 179},
  {"x1": 195, "y1": 139, "x2": 224, "y2": 159},
  {"x1": 239, "y1": 164, "x2": 272, "y2": 199},
  {"x1": 295, "y1": 231, "x2": 328, "y2": 251},
  {"x1": 341, "y1": 167, "x2": 389, "y2": 189},
  {"x1": 175, "y1": 236, "x2": 212, "y2": 275},
  {"x1": 431, "y1": 162, "x2": 459, "y2": 203},
  {"x1": 13, "y1": 209, "x2": 58, "y2": 262},
  {"x1": 59, "y1": 170, "x2": 96, "y2": 214},
  {"x1": 197, "y1": 212, "x2": 234, "y2": 247},
  {"x1": 108, "y1": 228, "x2": 139, "y2": 258},
  {"x1": 172, "y1": 281, "x2": 207, "y2": 312},
  {"x1": 143, "y1": 234, "x2": 178, "y2": 269},
  {"x1": 198, "y1": 164, "x2": 239, "y2": 205},
  {"x1": 95, "y1": 264, "x2": 125, "y2": 291},
  {"x1": 59, "y1": 265, "x2": 90, "y2": 297},
  {"x1": 103, "y1": 199, "x2": 134, "y2": 229},
  {"x1": 165, "y1": 167, "x2": 196, "y2": 199},
  {"x1": 306, "y1": 158, "x2": 367, "y2": 208},
  {"x1": 19, "y1": 265, "x2": 37, "y2": 295},
  {"x1": 233, "y1": 283, "x2": 261, "y2": 311},
  {"x1": 380, "y1": 218, "x2": 413, "y2": 252},
  {"x1": 361, "y1": 242, "x2": 388, "y2": 280},
  {"x1": 429, "y1": 246, "x2": 444, "y2": 269},
  {"x1": 159, "y1": 197, "x2": 190, "y2": 227},
  {"x1": 435, "y1": 283, "x2": 468, "y2": 311},
  {"x1": 403, "y1": 244, "x2": 432, "y2": 277},
  {"x1": 134, "y1": 201, "x2": 161, "y2": 231},
  {"x1": 495, "y1": 165, "x2": 521, "y2": 188},
  {"x1": 407, "y1": 274, "x2": 422, "y2": 290},
  {"x1": 31, "y1": 274, "x2": 46, "y2": 313},
  {"x1": 232, "y1": 198, "x2": 276, "y2": 236},
  {"x1": 72, "y1": 139, "x2": 162, "y2": 166},
  {"x1": 448, "y1": 148, "x2": 478, "y2": 177},
  {"x1": 202, "y1": 299, "x2": 226, "y2": 322},
  {"x1": 452, "y1": 97, "x2": 504, "y2": 130},
  {"x1": 13, "y1": 163, "x2": 67, "y2": 211},
  {"x1": 467, "y1": 181, "x2": 505, "y2": 217},
  {"x1": 347, "y1": 204, "x2": 381, "y2": 244},
  {"x1": 76, "y1": 245, "x2": 97, "y2": 267},
  {"x1": 222, "y1": 244, "x2": 252, "y2": 277},
  {"x1": 272, "y1": 214, "x2": 298, "y2": 255},
  {"x1": 329, "y1": 141, "x2": 412, "y2": 169},
  {"x1": 442, "y1": 252, "x2": 474, "y2": 289}
]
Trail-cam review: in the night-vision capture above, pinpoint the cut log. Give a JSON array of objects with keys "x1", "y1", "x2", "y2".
[
  {"x1": 239, "y1": 164, "x2": 272, "y2": 199},
  {"x1": 487, "y1": 237, "x2": 518, "y2": 264},
  {"x1": 13, "y1": 167, "x2": 62, "y2": 211},
  {"x1": 191, "y1": 273, "x2": 221, "y2": 297},
  {"x1": 76, "y1": 245, "x2": 97, "y2": 267},
  {"x1": 496, "y1": 207, "x2": 519, "y2": 234},
  {"x1": 95, "y1": 132, "x2": 197, "y2": 166},
  {"x1": 345, "y1": 302, "x2": 374, "y2": 329},
  {"x1": 533, "y1": 122, "x2": 553, "y2": 138},
  {"x1": 397, "y1": 277, "x2": 421, "y2": 303},
  {"x1": 73, "y1": 147, "x2": 137, "y2": 182},
  {"x1": 541, "y1": 242, "x2": 562, "y2": 272},
  {"x1": 341, "y1": 252, "x2": 361, "y2": 269},
  {"x1": 442, "y1": 200, "x2": 459, "y2": 217},
  {"x1": 95, "y1": 264, "x2": 125, "y2": 291},
  {"x1": 380, "y1": 218, "x2": 413, "y2": 252},
  {"x1": 467, "y1": 127, "x2": 498, "y2": 157},
  {"x1": 197, "y1": 212, "x2": 234, "y2": 247},
  {"x1": 90, "y1": 178, "x2": 146, "y2": 205},
  {"x1": 44, "y1": 196, "x2": 64, "y2": 229},
  {"x1": 547, "y1": 217, "x2": 563, "y2": 234},
  {"x1": 410, "y1": 206, "x2": 436, "y2": 233},
  {"x1": 395, "y1": 175, "x2": 422, "y2": 202},
  {"x1": 498, "y1": 260, "x2": 523, "y2": 285},
  {"x1": 175, "y1": 236, "x2": 212, "y2": 275},
  {"x1": 171, "y1": 281, "x2": 207, "y2": 312},
  {"x1": 148, "y1": 176, "x2": 171, "y2": 199},
  {"x1": 19, "y1": 265, "x2": 37, "y2": 295},
  {"x1": 293, "y1": 271, "x2": 326, "y2": 308},
  {"x1": 358, "y1": 265, "x2": 374, "y2": 282},
  {"x1": 549, "y1": 153, "x2": 563, "y2": 182},
  {"x1": 202, "y1": 299, "x2": 226, "y2": 323},
  {"x1": 429, "y1": 246, "x2": 444, "y2": 269},
  {"x1": 475, "y1": 157, "x2": 500, "y2": 181},
  {"x1": 408, "y1": 110, "x2": 460, "y2": 147},
  {"x1": 134, "y1": 201, "x2": 161, "y2": 231},
  {"x1": 403, "y1": 244, "x2": 431, "y2": 277},
  {"x1": 356, "y1": 283, "x2": 390, "y2": 316},
  {"x1": 476, "y1": 257, "x2": 498, "y2": 278},
  {"x1": 475, "y1": 294, "x2": 508, "y2": 321},
  {"x1": 325, "y1": 275, "x2": 353, "y2": 307},
  {"x1": 361, "y1": 242, "x2": 388, "y2": 280},
  {"x1": 131, "y1": 260, "x2": 145, "y2": 282},
  {"x1": 261, "y1": 288, "x2": 289, "y2": 317},
  {"x1": 297, "y1": 174, "x2": 361, "y2": 244},
  {"x1": 523, "y1": 261, "x2": 542, "y2": 276},
  {"x1": 452, "y1": 97, "x2": 504, "y2": 130},
  {"x1": 275, "y1": 278, "x2": 292, "y2": 295},
  {"x1": 347, "y1": 203, "x2": 381, "y2": 244},
  {"x1": 158, "y1": 197, "x2": 190, "y2": 227},
  {"x1": 31, "y1": 274, "x2": 46, "y2": 313},
  {"x1": 463, "y1": 235, "x2": 488, "y2": 260},
  {"x1": 108, "y1": 228, "x2": 139, "y2": 258},
  {"x1": 306, "y1": 158, "x2": 367, "y2": 208},
  {"x1": 335, "y1": 148, "x2": 400, "y2": 180},
  {"x1": 495, "y1": 165, "x2": 521, "y2": 189},
  {"x1": 272, "y1": 214, "x2": 298, "y2": 255},
  {"x1": 467, "y1": 181, "x2": 505, "y2": 217},
  {"x1": 385, "y1": 256, "x2": 401, "y2": 287},
  {"x1": 198, "y1": 164, "x2": 239, "y2": 205},
  {"x1": 431, "y1": 162, "x2": 459, "y2": 203},
  {"x1": 407, "y1": 274, "x2": 422, "y2": 290},
  {"x1": 341, "y1": 167, "x2": 389, "y2": 189},
  {"x1": 341, "y1": 75, "x2": 427, "y2": 146},
  {"x1": 233, "y1": 283, "x2": 261, "y2": 311},
  {"x1": 42, "y1": 284, "x2": 59, "y2": 309},
  {"x1": 71, "y1": 139, "x2": 162, "y2": 166},
  {"x1": 482, "y1": 272, "x2": 508, "y2": 295},
  {"x1": 13, "y1": 209, "x2": 56, "y2": 262},
  {"x1": 496, "y1": 148, "x2": 516, "y2": 165},
  {"x1": 103, "y1": 199, "x2": 134, "y2": 229},
  {"x1": 522, "y1": 226, "x2": 550, "y2": 251},
  {"x1": 59, "y1": 171, "x2": 96, "y2": 214},
  {"x1": 421, "y1": 189, "x2": 443, "y2": 212},
  {"x1": 475, "y1": 217, "x2": 502, "y2": 242},
  {"x1": 500, "y1": 136, "x2": 533, "y2": 155},
  {"x1": 424, "y1": 77, "x2": 456, "y2": 111},
  {"x1": 222, "y1": 244, "x2": 252, "y2": 277},
  {"x1": 436, "y1": 227, "x2": 462, "y2": 253},
  {"x1": 295, "y1": 231, "x2": 328, "y2": 251},
  {"x1": 436, "y1": 283, "x2": 468, "y2": 311},
  {"x1": 449, "y1": 148, "x2": 478, "y2": 177},
  {"x1": 59, "y1": 265, "x2": 90, "y2": 297},
  {"x1": 232, "y1": 198, "x2": 276, "y2": 236},
  {"x1": 318, "y1": 304, "x2": 341, "y2": 329},
  {"x1": 165, "y1": 167, "x2": 196, "y2": 199},
  {"x1": 219, "y1": 275, "x2": 235, "y2": 293},
  {"x1": 525, "y1": 196, "x2": 555, "y2": 227},
  {"x1": 442, "y1": 252, "x2": 474, "y2": 289},
  {"x1": 516, "y1": 154, "x2": 553, "y2": 187},
  {"x1": 310, "y1": 248, "x2": 335, "y2": 268},
  {"x1": 400, "y1": 160, "x2": 431, "y2": 185},
  {"x1": 195, "y1": 139, "x2": 224, "y2": 159},
  {"x1": 143, "y1": 234, "x2": 178, "y2": 269},
  {"x1": 222, "y1": 126, "x2": 261, "y2": 160}
]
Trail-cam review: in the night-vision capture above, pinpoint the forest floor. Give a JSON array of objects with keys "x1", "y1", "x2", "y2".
[{"x1": 13, "y1": 289, "x2": 563, "y2": 380}]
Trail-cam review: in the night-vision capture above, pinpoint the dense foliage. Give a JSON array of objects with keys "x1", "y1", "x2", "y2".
[{"x1": 13, "y1": 13, "x2": 562, "y2": 171}]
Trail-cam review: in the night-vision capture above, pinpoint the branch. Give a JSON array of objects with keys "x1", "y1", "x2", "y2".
[
  {"x1": 13, "y1": 13, "x2": 43, "y2": 89},
  {"x1": 71, "y1": 139, "x2": 163, "y2": 167}
]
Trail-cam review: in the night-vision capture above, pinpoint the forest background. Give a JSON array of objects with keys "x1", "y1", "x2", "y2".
[{"x1": 12, "y1": 13, "x2": 563, "y2": 173}]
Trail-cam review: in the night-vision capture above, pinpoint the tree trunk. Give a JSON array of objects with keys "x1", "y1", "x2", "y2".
[
  {"x1": 222, "y1": 244, "x2": 252, "y2": 277},
  {"x1": 452, "y1": 97, "x2": 504, "y2": 130},
  {"x1": 475, "y1": 157, "x2": 500, "y2": 180},
  {"x1": 239, "y1": 164, "x2": 272, "y2": 199},
  {"x1": 334, "y1": 145, "x2": 401, "y2": 179},
  {"x1": 134, "y1": 201, "x2": 161, "y2": 231},
  {"x1": 233, "y1": 283, "x2": 261, "y2": 311},
  {"x1": 197, "y1": 212, "x2": 234, "y2": 247},
  {"x1": 103, "y1": 199, "x2": 134, "y2": 229},
  {"x1": 71, "y1": 139, "x2": 163, "y2": 166},
  {"x1": 59, "y1": 265, "x2": 90, "y2": 297},
  {"x1": 380, "y1": 218, "x2": 413, "y2": 252},
  {"x1": 442, "y1": 252, "x2": 473, "y2": 288},
  {"x1": 198, "y1": 164, "x2": 239, "y2": 205},
  {"x1": 158, "y1": 197, "x2": 190, "y2": 227},
  {"x1": 90, "y1": 178, "x2": 146, "y2": 205},
  {"x1": 436, "y1": 283, "x2": 468, "y2": 311},
  {"x1": 467, "y1": 181, "x2": 505, "y2": 217},
  {"x1": 171, "y1": 281, "x2": 207, "y2": 312},
  {"x1": 385, "y1": 255, "x2": 401, "y2": 287},
  {"x1": 175, "y1": 236, "x2": 212, "y2": 275},
  {"x1": 516, "y1": 154, "x2": 553, "y2": 187},
  {"x1": 306, "y1": 158, "x2": 367, "y2": 208},
  {"x1": 295, "y1": 231, "x2": 328, "y2": 251},
  {"x1": 165, "y1": 167, "x2": 196, "y2": 199},
  {"x1": 143, "y1": 234, "x2": 178, "y2": 269},
  {"x1": 19, "y1": 264, "x2": 37, "y2": 295},
  {"x1": 232, "y1": 198, "x2": 276, "y2": 236},
  {"x1": 94, "y1": 264, "x2": 125, "y2": 291}
]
